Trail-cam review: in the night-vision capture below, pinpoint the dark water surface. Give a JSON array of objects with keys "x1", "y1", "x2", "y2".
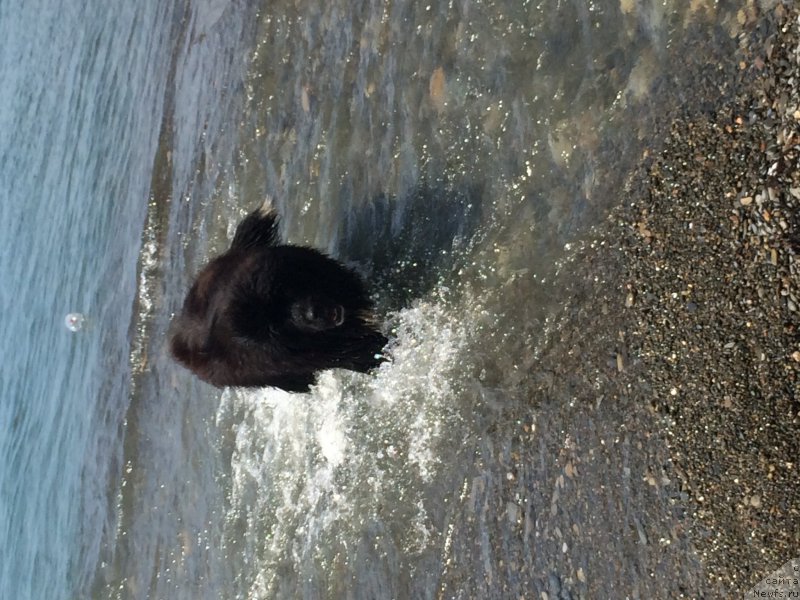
[{"x1": 97, "y1": 1, "x2": 755, "y2": 598}]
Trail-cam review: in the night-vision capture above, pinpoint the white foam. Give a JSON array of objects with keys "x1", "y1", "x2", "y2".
[{"x1": 218, "y1": 289, "x2": 481, "y2": 597}]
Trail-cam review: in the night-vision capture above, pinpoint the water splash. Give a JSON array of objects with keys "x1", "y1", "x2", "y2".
[{"x1": 215, "y1": 289, "x2": 477, "y2": 597}]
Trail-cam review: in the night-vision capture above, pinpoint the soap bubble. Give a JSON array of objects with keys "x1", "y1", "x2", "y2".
[{"x1": 65, "y1": 312, "x2": 86, "y2": 332}]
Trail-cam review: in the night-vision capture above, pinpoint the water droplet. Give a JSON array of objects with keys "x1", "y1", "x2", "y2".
[{"x1": 64, "y1": 312, "x2": 86, "y2": 332}]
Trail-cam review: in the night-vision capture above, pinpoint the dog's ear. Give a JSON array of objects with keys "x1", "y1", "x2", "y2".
[{"x1": 231, "y1": 203, "x2": 281, "y2": 250}]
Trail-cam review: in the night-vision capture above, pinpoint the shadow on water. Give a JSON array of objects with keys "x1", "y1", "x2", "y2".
[{"x1": 337, "y1": 182, "x2": 485, "y2": 311}]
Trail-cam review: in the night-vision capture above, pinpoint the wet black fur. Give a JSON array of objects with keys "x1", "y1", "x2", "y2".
[{"x1": 169, "y1": 208, "x2": 387, "y2": 392}]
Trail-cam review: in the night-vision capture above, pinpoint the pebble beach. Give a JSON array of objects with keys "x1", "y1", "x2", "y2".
[{"x1": 549, "y1": 2, "x2": 799, "y2": 593}]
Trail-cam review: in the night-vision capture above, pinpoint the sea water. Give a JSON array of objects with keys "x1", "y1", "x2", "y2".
[
  {"x1": 0, "y1": 0, "x2": 181, "y2": 596},
  {"x1": 0, "y1": 0, "x2": 250, "y2": 597},
  {"x1": 1, "y1": 0, "x2": 750, "y2": 598}
]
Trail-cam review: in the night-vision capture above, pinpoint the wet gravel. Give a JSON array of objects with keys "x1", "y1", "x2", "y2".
[{"x1": 562, "y1": 2, "x2": 800, "y2": 593}]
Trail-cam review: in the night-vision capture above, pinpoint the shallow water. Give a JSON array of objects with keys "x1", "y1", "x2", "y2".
[
  {"x1": 111, "y1": 1, "x2": 750, "y2": 598},
  {"x1": 0, "y1": 0, "x2": 755, "y2": 598}
]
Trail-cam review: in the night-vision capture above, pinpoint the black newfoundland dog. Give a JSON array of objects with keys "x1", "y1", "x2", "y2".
[{"x1": 169, "y1": 203, "x2": 387, "y2": 392}]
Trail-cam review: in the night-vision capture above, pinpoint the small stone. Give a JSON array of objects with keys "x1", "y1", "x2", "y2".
[
  {"x1": 625, "y1": 292, "x2": 635, "y2": 307},
  {"x1": 740, "y1": 196, "x2": 753, "y2": 206},
  {"x1": 749, "y1": 495, "x2": 762, "y2": 508},
  {"x1": 429, "y1": 67, "x2": 447, "y2": 112}
]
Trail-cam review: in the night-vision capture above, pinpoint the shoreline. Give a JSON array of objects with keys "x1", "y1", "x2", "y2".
[{"x1": 101, "y1": 3, "x2": 798, "y2": 596}]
